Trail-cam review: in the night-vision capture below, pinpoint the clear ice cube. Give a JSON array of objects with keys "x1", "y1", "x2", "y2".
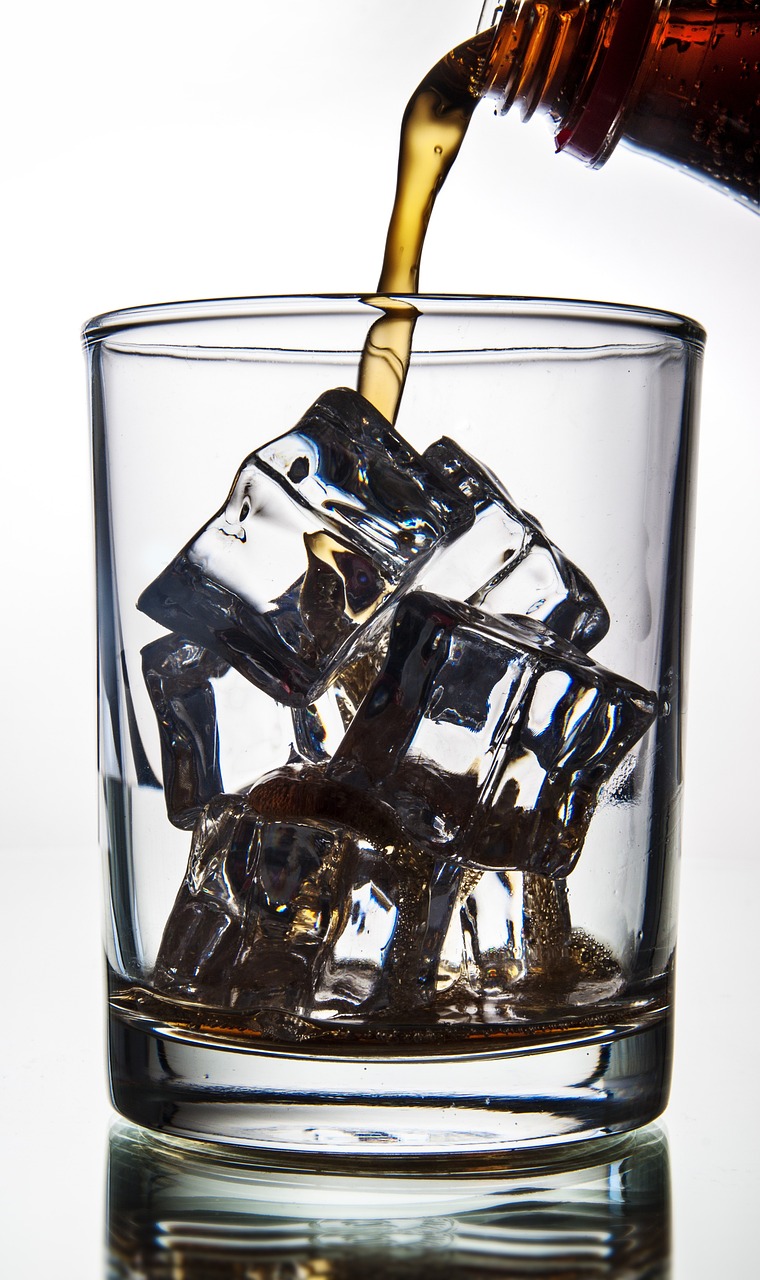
[
  {"x1": 153, "y1": 793, "x2": 257, "y2": 1003},
  {"x1": 413, "y1": 865, "x2": 578, "y2": 1006},
  {"x1": 328, "y1": 590, "x2": 657, "y2": 878},
  {"x1": 290, "y1": 646, "x2": 386, "y2": 763},
  {"x1": 465, "y1": 870, "x2": 572, "y2": 992},
  {"x1": 421, "y1": 437, "x2": 609, "y2": 651},
  {"x1": 414, "y1": 857, "x2": 474, "y2": 999},
  {"x1": 153, "y1": 767, "x2": 434, "y2": 1020},
  {"x1": 138, "y1": 390, "x2": 472, "y2": 707},
  {"x1": 248, "y1": 765, "x2": 433, "y2": 1020},
  {"x1": 292, "y1": 418, "x2": 611, "y2": 765},
  {"x1": 141, "y1": 634, "x2": 229, "y2": 829},
  {"x1": 153, "y1": 791, "x2": 337, "y2": 1010},
  {"x1": 309, "y1": 842, "x2": 401, "y2": 1017},
  {"x1": 423, "y1": 868, "x2": 622, "y2": 1007}
]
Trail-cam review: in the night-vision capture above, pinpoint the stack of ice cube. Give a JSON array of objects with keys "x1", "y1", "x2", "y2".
[{"x1": 140, "y1": 388, "x2": 656, "y2": 1019}]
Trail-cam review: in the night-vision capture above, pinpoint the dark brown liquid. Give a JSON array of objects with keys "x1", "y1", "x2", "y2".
[
  {"x1": 358, "y1": 30, "x2": 494, "y2": 423},
  {"x1": 620, "y1": 5, "x2": 760, "y2": 203}
]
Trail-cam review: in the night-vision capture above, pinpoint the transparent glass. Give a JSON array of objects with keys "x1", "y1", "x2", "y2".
[{"x1": 86, "y1": 294, "x2": 703, "y2": 1154}]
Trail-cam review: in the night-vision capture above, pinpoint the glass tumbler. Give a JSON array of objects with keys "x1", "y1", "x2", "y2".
[{"x1": 85, "y1": 295, "x2": 703, "y2": 1155}]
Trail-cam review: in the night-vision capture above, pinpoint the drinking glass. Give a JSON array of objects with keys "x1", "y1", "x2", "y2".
[{"x1": 85, "y1": 295, "x2": 703, "y2": 1154}]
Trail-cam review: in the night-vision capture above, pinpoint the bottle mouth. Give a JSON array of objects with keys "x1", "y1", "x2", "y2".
[
  {"x1": 477, "y1": 0, "x2": 663, "y2": 166},
  {"x1": 555, "y1": 0, "x2": 662, "y2": 166}
]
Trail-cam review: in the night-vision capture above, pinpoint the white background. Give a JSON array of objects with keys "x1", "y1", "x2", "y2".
[{"x1": 0, "y1": 2, "x2": 758, "y2": 1275}]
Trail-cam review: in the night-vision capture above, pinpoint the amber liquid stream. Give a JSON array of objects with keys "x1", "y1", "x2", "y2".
[{"x1": 357, "y1": 30, "x2": 493, "y2": 423}]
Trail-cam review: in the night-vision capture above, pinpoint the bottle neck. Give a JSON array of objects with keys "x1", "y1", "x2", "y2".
[{"x1": 480, "y1": 0, "x2": 664, "y2": 166}]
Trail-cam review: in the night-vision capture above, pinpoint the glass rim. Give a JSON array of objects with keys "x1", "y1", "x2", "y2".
[{"x1": 82, "y1": 293, "x2": 706, "y2": 351}]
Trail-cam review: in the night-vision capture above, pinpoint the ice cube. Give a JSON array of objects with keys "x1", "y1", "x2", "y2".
[
  {"x1": 291, "y1": 645, "x2": 386, "y2": 763},
  {"x1": 308, "y1": 841, "x2": 401, "y2": 1017},
  {"x1": 153, "y1": 765, "x2": 435, "y2": 1019},
  {"x1": 468, "y1": 870, "x2": 572, "y2": 992},
  {"x1": 421, "y1": 437, "x2": 609, "y2": 651},
  {"x1": 248, "y1": 765, "x2": 432, "y2": 1019},
  {"x1": 376, "y1": 859, "x2": 573, "y2": 1010},
  {"x1": 153, "y1": 793, "x2": 257, "y2": 1003},
  {"x1": 328, "y1": 591, "x2": 656, "y2": 878},
  {"x1": 421, "y1": 868, "x2": 572, "y2": 1001},
  {"x1": 138, "y1": 390, "x2": 472, "y2": 708},
  {"x1": 153, "y1": 791, "x2": 338, "y2": 1010},
  {"x1": 413, "y1": 857, "x2": 475, "y2": 999},
  {"x1": 229, "y1": 818, "x2": 339, "y2": 1012},
  {"x1": 141, "y1": 634, "x2": 229, "y2": 829},
  {"x1": 415, "y1": 866, "x2": 625, "y2": 1010},
  {"x1": 469, "y1": 880, "x2": 623, "y2": 1009}
]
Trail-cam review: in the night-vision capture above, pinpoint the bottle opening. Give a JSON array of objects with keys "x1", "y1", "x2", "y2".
[
  {"x1": 480, "y1": 0, "x2": 663, "y2": 167},
  {"x1": 556, "y1": 0, "x2": 662, "y2": 165}
]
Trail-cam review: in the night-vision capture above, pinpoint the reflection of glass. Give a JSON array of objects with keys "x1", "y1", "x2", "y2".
[
  {"x1": 87, "y1": 296, "x2": 702, "y2": 1152},
  {"x1": 107, "y1": 1120, "x2": 670, "y2": 1277}
]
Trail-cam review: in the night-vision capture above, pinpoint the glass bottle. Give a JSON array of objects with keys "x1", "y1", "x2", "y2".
[{"x1": 477, "y1": 0, "x2": 760, "y2": 207}]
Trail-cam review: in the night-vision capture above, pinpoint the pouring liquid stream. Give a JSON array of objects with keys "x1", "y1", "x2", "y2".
[{"x1": 358, "y1": 30, "x2": 494, "y2": 424}]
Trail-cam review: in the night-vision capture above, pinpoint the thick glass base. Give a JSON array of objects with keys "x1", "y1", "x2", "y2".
[{"x1": 108, "y1": 1003, "x2": 671, "y2": 1156}]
